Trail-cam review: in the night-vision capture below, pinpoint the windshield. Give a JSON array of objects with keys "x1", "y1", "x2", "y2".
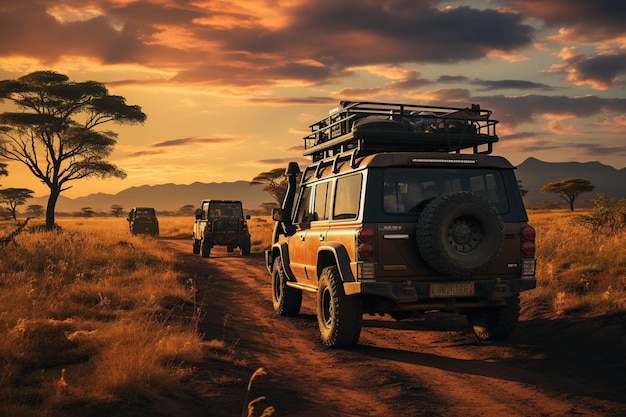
[
  {"x1": 209, "y1": 202, "x2": 242, "y2": 218},
  {"x1": 383, "y1": 168, "x2": 509, "y2": 214},
  {"x1": 135, "y1": 208, "x2": 155, "y2": 218}
]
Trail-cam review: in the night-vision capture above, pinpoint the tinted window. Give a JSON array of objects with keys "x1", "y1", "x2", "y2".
[
  {"x1": 383, "y1": 168, "x2": 509, "y2": 213},
  {"x1": 295, "y1": 186, "x2": 312, "y2": 223},
  {"x1": 333, "y1": 174, "x2": 362, "y2": 220},
  {"x1": 313, "y1": 182, "x2": 330, "y2": 221}
]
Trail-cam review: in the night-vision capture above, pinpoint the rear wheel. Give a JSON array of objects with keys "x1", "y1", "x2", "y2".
[
  {"x1": 201, "y1": 239, "x2": 211, "y2": 258},
  {"x1": 467, "y1": 295, "x2": 520, "y2": 341},
  {"x1": 317, "y1": 266, "x2": 362, "y2": 347},
  {"x1": 271, "y1": 256, "x2": 302, "y2": 316},
  {"x1": 192, "y1": 238, "x2": 201, "y2": 254},
  {"x1": 241, "y1": 233, "x2": 251, "y2": 256}
]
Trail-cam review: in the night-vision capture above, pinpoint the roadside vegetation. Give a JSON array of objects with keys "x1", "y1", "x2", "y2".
[
  {"x1": 527, "y1": 205, "x2": 626, "y2": 317},
  {"x1": 0, "y1": 210, "x2": 624, "y2": 415},
  {"x1": 0, "y1": 217, "x2": 271, "y2": 416}
]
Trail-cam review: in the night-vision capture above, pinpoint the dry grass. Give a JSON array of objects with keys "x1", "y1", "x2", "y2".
[
  {"x1": 0, "y1": 217, "x2": 240, "y2": 416},
  {"x1": 1, "y1": 210, "x2": 624, "y2": 415},
  {"x1": 527, "y1": 209, "x2": 626, "y2": 317}
]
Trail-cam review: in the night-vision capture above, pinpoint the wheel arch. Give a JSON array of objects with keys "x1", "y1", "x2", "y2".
[
  {"x1": 317, "y1": 242, "x2": 355, "y2": 283},
  {"x1": 269, "y1": 243, "x2": 297, "y2": 282}
]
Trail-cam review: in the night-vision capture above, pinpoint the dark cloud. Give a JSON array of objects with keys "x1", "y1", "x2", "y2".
[
  {"x1": 552, "y1": 51, "x2": 626, "y2": 89},
  {"x1": 247, "y1": 97, "x2": 335, "y2": 106},
  {"x1": 152, "y1": 137, "x2": 239, "y2": 147},
  {"x1": 502, "y1": 0, "x2": 626, "y2": 43},
  {"x1": 571, "y1": 143, "x2": 626, "y2": 157},
  {"x1": 471, "y1": 79, "x2": 555, "y2": 91},
  {"x1": 127, "y1": 150, "x2": 165, "y2": 157},
  {"x1": 472, "y1": 94, "x2": 626, "y2": 126}
]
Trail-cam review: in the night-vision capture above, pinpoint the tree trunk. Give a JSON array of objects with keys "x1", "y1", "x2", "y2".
[{"x1": 46, "y1": 187, "x2": 60, "y2": 230}]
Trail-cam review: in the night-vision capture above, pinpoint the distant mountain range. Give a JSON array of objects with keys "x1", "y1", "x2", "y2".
[
  {"x1": 29, "y1": 181, "x2": 273, "y2": 214},
  {"x1": 26, "y1": 158, "x2": 625, "y2": 214},
  {"x1": 515, "y1": 157, "x2": 626, "y2": 202}
]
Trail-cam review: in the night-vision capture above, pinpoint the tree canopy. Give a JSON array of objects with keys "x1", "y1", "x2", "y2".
[
  {"x1": 0, "y1": 71, "x2": 146, "y2": 229},
  {"x1": 540, "y1": 177, "x2": 595, "y2": 211},
  {"x1": 110, "y1": 204, "x2": 125, "y2": 218},
  {"x1": 250, "y1": 167, "x2": 292, "y2": 205},
  {"x1": 0, "y1": 187, "x2": 34, "y2": 220}
]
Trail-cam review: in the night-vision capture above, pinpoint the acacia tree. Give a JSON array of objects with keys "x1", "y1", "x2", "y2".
[
  {"x1": 0, "y1": 187, "x2": 34, "y2": 220},
  {"x1": 26, "y1": 204, "x2": 45, "y2": 217},
  {"x1": 0, "y1": 71, "x2": 146, "y2": 229},
  {"x1": 110, "y1": 204, "x2": 125, "y2": 218},
  {"x1": 250, "y1": 167, "x2": 297, "y2": 205},
  {"x1": 540, "y1": 177, "x2": 595, "y2": 211}
]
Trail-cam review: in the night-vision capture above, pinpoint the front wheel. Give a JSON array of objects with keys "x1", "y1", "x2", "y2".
[
  {"x1": 271, "y1": 256, "x2": 302, "y2": 316},
  {"x1": 317, "y1": 266, "x2": 362, "y2": 347},
  {"x1": 467, "y1": 295, "x2": 520, "y2": 341}
]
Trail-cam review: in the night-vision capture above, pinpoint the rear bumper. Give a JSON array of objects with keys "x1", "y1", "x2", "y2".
[
  {"x1": 205, "y1": 233, "x2": 243, "y2": 246},
  {"x1": 344, "y1": 277, "x2": 536, "y2": 310}
]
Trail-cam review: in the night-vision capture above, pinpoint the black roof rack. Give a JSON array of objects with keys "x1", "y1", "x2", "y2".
[{"x1": 303, "y1": 101, "x2": 498, "y2": 161}]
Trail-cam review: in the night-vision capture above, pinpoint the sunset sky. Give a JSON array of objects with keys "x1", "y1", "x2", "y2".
[{"x1": 1, "y1": 0, "x2": 626, "y2": 198}]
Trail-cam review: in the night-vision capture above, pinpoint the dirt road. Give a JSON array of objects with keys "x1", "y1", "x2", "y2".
[{"x1": 158, "y1": 238, "x2": 626, "y2": 417}]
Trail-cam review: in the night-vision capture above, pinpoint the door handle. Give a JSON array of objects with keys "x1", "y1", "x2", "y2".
[
  {"x1": 319, "y1": 234, "x2": 325, "y2": 241},
  {"x1": 300, "y1": 234, "x2": 305, "y2": 241}
]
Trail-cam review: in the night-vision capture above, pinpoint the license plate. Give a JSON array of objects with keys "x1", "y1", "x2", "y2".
[{"x1": 430, "y1": 283, "x2": 474, "y2": 297}]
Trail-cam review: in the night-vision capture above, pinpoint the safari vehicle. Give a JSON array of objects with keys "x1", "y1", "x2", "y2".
[
  {"x1": 127, "y1": 207, "x2": 159, "y2": 236},
  {"x1": 192, "y1": 199, "x2": 251, "y2": 257},
  {"x1": 266, "y1": 101, "x2": 537, "y2": 347}
]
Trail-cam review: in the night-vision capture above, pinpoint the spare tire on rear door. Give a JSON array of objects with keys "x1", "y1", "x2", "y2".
[{"x1": 416, "y1": 191, "x2": 504, "y2": 277}]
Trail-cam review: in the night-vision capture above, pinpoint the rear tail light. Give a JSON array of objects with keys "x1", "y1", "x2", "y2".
[
  {"x1": 243, "y1": 220, "x2": 248, "y2": 231},
  {"x1": 357, "y1": 227, "x2": 375, "y2": 261},
  {"x1": 521, "y1": 225, "x2": 535, "y2": 257},
  {"x1": 206, "y1": 221, "x2": 213, "y2": 233}
]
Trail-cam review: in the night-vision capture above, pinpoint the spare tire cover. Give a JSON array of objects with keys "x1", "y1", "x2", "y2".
[{"x1": 416, "y1": 191, "x2": 504, "y2": 277}]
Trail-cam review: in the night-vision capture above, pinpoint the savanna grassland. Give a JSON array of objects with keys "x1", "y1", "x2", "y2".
[
  {"x1": 0, "y1": 211, "x2": 624, "y2": 416},
  {"x1": 0, "y1": 216, "x2": 274, "y2": 417}
]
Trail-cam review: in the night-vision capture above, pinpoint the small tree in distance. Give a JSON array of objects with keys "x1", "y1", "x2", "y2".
[
  {"x1": 26, "y1": 204, "x2": 45, "y2": 217},
  {"x1": 540, "y1": 178, "x2": 595, "y2": 211},
  {"x1": 110, "y1": 204, "x2": 124, "y2": 218},
  {"x1": 0, "y1": 71, "x2": 147, "y2": 230},
  {"x1": 177, "y1": 204, "x2": 196, "y2": 216},
  {"x1": 0, "y1": 187, "x2": 34, "y2": 220},
  {"x1": 81, "y1": 207, "x2": 95, "y2": 218}
]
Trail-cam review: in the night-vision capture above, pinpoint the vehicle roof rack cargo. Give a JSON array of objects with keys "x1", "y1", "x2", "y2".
[{"x1": 303, "y1": 101, "x2": 498, "y2": 162}]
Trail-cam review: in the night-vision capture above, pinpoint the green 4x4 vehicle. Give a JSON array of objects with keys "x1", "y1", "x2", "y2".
[
  {"x1": 192, "y1": 199, "x2": 251, "y2": 257},
  {"x1": 266, "y1": 101, "x2": 537, "y2": 347},
  {"x1": 127, "y1": 207, "x2": 159, "y2": 237}
]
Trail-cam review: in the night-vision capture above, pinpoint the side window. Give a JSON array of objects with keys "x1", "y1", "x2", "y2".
[
  {"x1": 312, "y1": 182, "x2": 330, "y2": 221},
  {"x1": 294, "y1": 186, "x2": 312, "y2": 224},
  {"x1": 333, "y1": 174, "x2": 362, "y2": 220}
]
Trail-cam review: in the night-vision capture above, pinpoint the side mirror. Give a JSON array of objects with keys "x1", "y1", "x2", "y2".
[
  {"x1": 271, "y1": 208, "x2": 283, "y2": 222},
  {"x1": 246, "y1": 214, "x2": 251, "y2": 220}
]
